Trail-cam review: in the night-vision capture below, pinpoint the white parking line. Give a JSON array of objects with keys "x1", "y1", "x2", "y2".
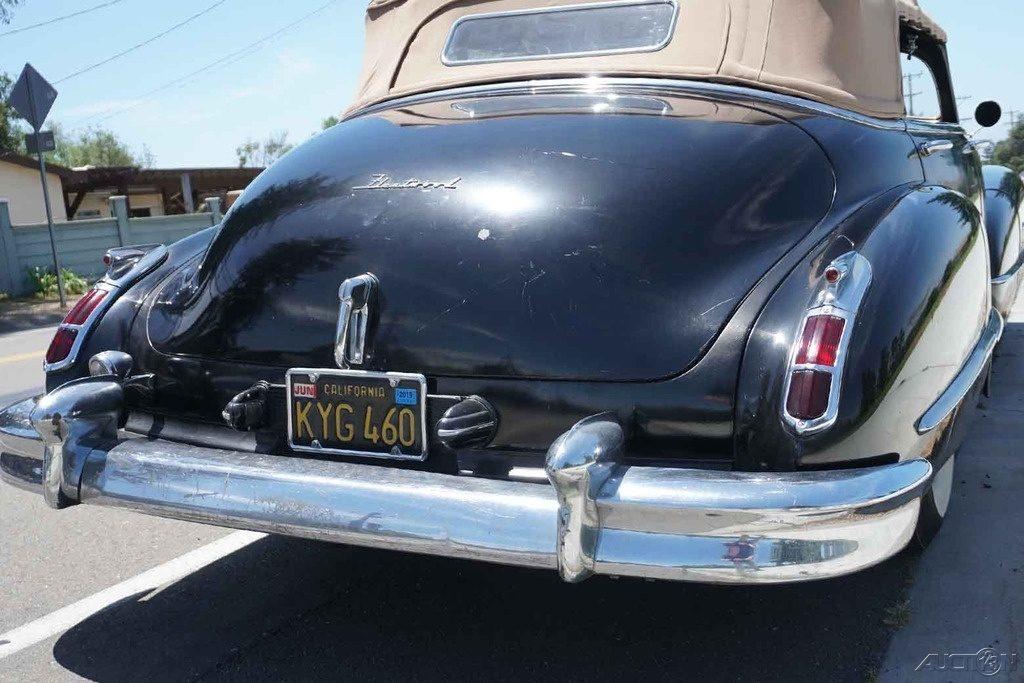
[{"x1": 0, "y1": 530, "x2": 265, "y2": 660}]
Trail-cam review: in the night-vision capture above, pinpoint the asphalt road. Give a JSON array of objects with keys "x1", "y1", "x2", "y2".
[{"x1": 0, "y1": 309, "x2": 1021, "y2": 682}]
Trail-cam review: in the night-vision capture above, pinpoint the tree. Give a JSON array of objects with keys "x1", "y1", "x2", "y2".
[
  {"x1": 321, "y1": 115, "x2": 340, "y2": 130},
  {"x1": 0, "y1": 71, "x2": 23, "y2": 152},
  {"x1": 992, "y1": 119, "x2": 1024, "y2": 175},
  {"x1": 236, "y1": 131, "x2": 293, "y2": 168},
  {"x1": 0, "y1": 0, "x2": 19, "y2": 24},
  {"x1": 47, "y1": 122, "x2": 154, "y2": 168}
]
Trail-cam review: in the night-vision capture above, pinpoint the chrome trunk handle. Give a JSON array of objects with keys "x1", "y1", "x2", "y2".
[{"x1": 335, "y1": 273, "x2": 379, "y2": 368}]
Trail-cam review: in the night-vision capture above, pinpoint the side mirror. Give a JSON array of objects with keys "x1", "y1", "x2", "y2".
[{"x1": 975, "y1": 101, "x2": 1002, "y2": 128}]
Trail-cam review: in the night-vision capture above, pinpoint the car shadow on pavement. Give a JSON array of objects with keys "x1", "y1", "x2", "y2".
[{"x1": 51, "y1": 533, "x2": 920, "y2": 682}]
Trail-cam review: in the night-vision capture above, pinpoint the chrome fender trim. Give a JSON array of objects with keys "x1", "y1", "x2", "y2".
[
  {"x1": 992, "y1": 252, "x2": 1024, "y2": 286},
  {"x1": 917, "y1": 308, "x2": 1003, "y2": 434},
  {"x1": 991, "y1": 257, "x2": 1023, "y2": 315}
]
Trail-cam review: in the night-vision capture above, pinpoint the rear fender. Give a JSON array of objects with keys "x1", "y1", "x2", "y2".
[
  {"x1": 982, "y1": 165, "x2": 1024, "y2": 315},
  {"x1": 45, "y1": 227, "x2": 218, "y2": 392},
  {"x1": 735, "y1": 186, "x2": 990, "y2": 470}
]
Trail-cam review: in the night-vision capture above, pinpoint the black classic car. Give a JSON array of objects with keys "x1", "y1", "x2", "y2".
[{"x1": 2, "y1": 0, "x2": 1022, "y2": 584}]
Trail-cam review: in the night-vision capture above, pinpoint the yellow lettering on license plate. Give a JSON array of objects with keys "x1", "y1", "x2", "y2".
[{"x1": 293, "y1": 398, "x2": 418, "y2": 448}]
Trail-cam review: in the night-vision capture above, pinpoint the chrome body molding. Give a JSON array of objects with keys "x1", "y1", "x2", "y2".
[
  {"x1": 3, "y1": 386, "x2": 935, "y2": 583},
  {"x1": 916, "y1": 308, "x2": 1003, "y2": 434},
  {"x1": 992, "y1": 255, "x2": 1024, "y2": 314},
  {"x1": 348, "y1": 77, "x2": 913, "y2": 132},
  {"x1": 992, "y1": 258, "x2": 1023, "y2": 285},
  {"x1": 782, "y1": 252, "x2": 873, "y2": 434}
]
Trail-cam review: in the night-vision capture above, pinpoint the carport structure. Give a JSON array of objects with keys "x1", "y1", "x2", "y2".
[{"x1": 62, "y1": 165, "x2": 263, "y2": 219}]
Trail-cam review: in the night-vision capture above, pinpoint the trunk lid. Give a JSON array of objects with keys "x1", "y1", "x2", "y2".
[{"x1": 148, "y1": 91, "x2": 834, "y2": 381}]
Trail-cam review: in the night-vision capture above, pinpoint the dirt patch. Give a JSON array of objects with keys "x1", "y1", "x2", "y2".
[{"x1": 0, "y1": 295, "x2": 83, "y2": 334}]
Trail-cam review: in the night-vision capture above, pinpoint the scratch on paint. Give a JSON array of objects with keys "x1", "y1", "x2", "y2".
[
  {"x1": 415, "y1": 274, "x2": 517, "y2": 334},
  {"x1": 699, "y1": 297, "x2": 736, "y2": 317},
  {"x1": 416, "y1": 298, "x2": 469, "y2": 333},
  {"x1": 522, "y1": 269, "x2": 547, "y2": 319},
  {"x1": 539, "y1": 149, "x2": 617, "y2": 166}
]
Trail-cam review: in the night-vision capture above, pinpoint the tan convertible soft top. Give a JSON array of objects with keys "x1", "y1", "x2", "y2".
[{"x1": 350, "y1": 0, "x2": 945, "y2": 119}]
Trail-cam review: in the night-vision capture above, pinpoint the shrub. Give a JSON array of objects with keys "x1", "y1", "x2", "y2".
[{"x1": 28, "y1": 266, "x2": 89, "y2": 299}]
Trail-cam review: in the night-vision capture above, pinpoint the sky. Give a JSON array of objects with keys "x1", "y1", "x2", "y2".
[{"x1": 0, "y1": 0, "x2": 1018, "y2": 168}]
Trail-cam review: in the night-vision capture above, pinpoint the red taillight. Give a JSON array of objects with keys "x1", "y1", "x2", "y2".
[
  {"x1": 46, "y1": 287, "x2": 109, "y2": 366},
  {"x1": 783, "y1": 253, "x2": 871, "y2": 431},
  {"x1": 786, "y1": 370, "x2": 832, "y2": 420},
  {"x1": 64, "y1": 288, "x2": 107, "y2": 325},
  {"x1": 786, "y1": 313, "x2": 848, "y2": 424},
  {"x1": 45, "y1": 328, "x2": 78, "y2": 365},
  {"x1": 794, "y1": 314, "x2": 845, "y2": 367}
]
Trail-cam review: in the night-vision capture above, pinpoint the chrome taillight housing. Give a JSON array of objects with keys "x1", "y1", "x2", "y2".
[
  {"x1": 43, "y1": 244, "x2": 169, "y2": 372},
  {"x1": 45, "y1": 284, "x2": 114, "y2": 370},
  {"x1": 782, "y1": 252, "x2": 872, "y2": 434}
]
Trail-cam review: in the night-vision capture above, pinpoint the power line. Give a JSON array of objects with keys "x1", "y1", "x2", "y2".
[
  {"x1": 0, "y1": 0, "x2": 125, "y2": 38},
  {"x1": 904, "y1": 72, "x2": 923, "y2": 117},
  {"x1": 54, "y1": 0, "x2": 230, "y2": 84},
  {"x1": 67, "y1": 0, "x2": 341, "y2": 130}
]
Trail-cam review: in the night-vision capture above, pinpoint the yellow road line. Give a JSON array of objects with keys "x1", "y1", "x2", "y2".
[{"x1": 0, "y1": 350, "x2": 44, "y2": 365}]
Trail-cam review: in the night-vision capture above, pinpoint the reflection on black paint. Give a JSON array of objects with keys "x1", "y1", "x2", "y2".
[{"x1": 148, "y1": 90, "x2": 835, "y2": 382}]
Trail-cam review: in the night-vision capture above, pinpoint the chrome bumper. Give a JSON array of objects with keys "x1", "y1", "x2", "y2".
[
  {"x1": 1, "y1": 387, "x2": 932, "y2": 584},
  {"x1": 0, "y1": 397, "x2": 45, "y2": 493}
]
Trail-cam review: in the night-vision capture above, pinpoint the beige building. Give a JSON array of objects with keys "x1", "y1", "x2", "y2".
[
  {"x1": 64, "y1": 166, "x2": 263, "y2": 219},
  {"x1": 0, "y1": 153, "x2": 69, "y2": 224},
  {"x1": 1, "y1": 154, "x2": 261, "y2": 224},
  {"x1": 74, "y1": 190, "x2": 165, "y2": 219}
]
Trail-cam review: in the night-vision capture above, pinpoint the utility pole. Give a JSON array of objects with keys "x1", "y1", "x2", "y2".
[
  {"x1": 904, "y1": 72, "x2": 923, "y2": 117},
  {"x1": 955, "y1": 96, "x2": 973, "y2": 124}
]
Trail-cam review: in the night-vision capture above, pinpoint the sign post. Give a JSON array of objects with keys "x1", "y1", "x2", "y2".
[{"x1": 8, "y1": 64, "x2": 65, "y2": 305}]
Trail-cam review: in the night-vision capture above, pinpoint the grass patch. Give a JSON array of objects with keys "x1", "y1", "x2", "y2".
[{"x1": 27, "y1": 266, "x2": 89, "y2": 299}]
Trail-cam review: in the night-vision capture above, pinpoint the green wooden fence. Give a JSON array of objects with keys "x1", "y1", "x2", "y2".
[{"x1": 0, "y1": 196, "x2": 221, "y2": 297}]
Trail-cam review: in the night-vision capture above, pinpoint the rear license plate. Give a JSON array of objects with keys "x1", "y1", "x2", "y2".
[{"x1": 286, "y1": 368, "x2": 427, "y2": 460}]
